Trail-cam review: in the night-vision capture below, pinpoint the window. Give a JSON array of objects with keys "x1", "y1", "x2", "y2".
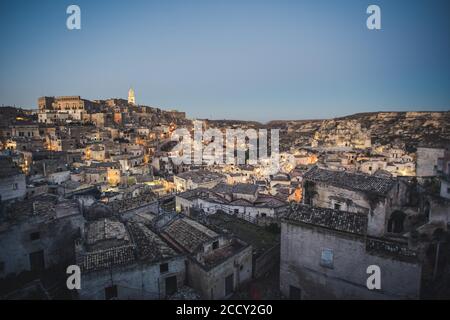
[
  {"x1": 165, "y1": 276, "x2": 177, "y2": 296},
  {"x1": 160, "y1": 263, "x2": 169, "y2": 274},
  {"x1": 289, "y1": 286, "x2": 302, "y2": 300},
  {"x1": 447, "y1": 187, "x2": 450, "y2": 194},
  {"x1": 12, "y1": 183, "x2": 18, "y2": 190},
  {"x1": 29, "y1": 250, "x2": 45, "y2": 272},
  {"x1": 105, "y1": 285, "x2": 118, "y2": 300},
  {"x1": 334, "y1": 203, "x2": 341, "y2": 211},
  {"x1": 225, "y1": 274, "x2": 234, "y2": 296},
  {"x1": 30, "y1": 232, "x2": 40, "y2": 241},
  {"x1": 212, "y1": 241, "x2": 219, "y2": 250},
  {"x1": 320, "y1": 248, "x2": 334, "y2": 268},
  {"x1": 388, "y1": 211, "x2": 405, "y2": 233}
]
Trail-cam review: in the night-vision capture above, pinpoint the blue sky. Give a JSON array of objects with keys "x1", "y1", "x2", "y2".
[{"x1": 0, "y1": 0, "x2": 449, "y2": 121}]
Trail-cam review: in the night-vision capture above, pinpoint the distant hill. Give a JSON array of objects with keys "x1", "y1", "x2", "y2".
[{"x1": 276, "y1": 111, "x2": 450, "y2": 148}]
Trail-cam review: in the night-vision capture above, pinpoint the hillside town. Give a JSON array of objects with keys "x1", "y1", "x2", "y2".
[{"x1": 0, "y1": 91, "x2": 449, "y2": 300}]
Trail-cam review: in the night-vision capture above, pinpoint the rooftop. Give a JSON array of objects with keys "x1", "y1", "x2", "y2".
[
  {"x1": 212, "y1": 183, "x2": 258, "y2": 195},
  {"x1": 303, "y1": 166, "x2": 395, "y2": 196},
  {"x1": 1, "y1": 194, "x2": 80, "y2": 226},
  {"x1": 77, "y1": 244, "x2": 135, "y2": 272},
  {"x1": 128, "y1": 222, "x2": 178, "y2": 262},
  {"x1": 162, "y1": 217, "x2": 218, "y2": 254},
  {"x1": 285, "y1": 204, "x2": 419, "y2": 262},
  {"x1": 286, "y1": 204, "x2": 368, "y2": 235},
  {"x1": 176, "y1": 170, "x2": 225, "y2": 184},
  {"x1": 177, "y1": 187, "x2": 286, "y2": 208},
  {"x1": 86, "y1": 218, "x2": 130, "y2": 250},
  {"x1": 89, "y1": 161, "x2": 120, "y2": 169},
  {"x1": 78, "y1": 219, "x2": 179, "y2": 272},
  {"x1": 203, "y1": 239, "x2": 246, "y2": 268},
  {"x1": 0, "y1": 156, "x2": 23, "y2": 178},
  {"x1": 107, "y1": 192, "x2": 157, "y2": 214}
]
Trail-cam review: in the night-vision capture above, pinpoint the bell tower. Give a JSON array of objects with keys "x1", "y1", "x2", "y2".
[{"x1": 128, "y1": 88, "x2": 136, "y2": 105}]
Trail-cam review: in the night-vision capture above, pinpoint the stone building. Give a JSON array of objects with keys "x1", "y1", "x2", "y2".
[
  {"x1": 38, "y1": 96, "x2": 55, "y2": 111},
  {"x1": 437, "y1": 147, "x2": 450, "y2": 200},
  {"x1": 0, "y1": 194, "x2": 84, "y2": 278},
  {"x1": 280, "y1": 204, "x2": 422, "y2": 299},
  {"x1": 416, "y1": 147, "x2": 445, "y2": 177},
  {"x1": 174, "y1": 170, "x2": 226, "y2": 192},
  {"x1": 38, "y1": 111, "x2": 69, "y2": 124},
  {"x1": 0, "y1": 156, "x2": 26, "y2": 202},
  {"x1": 302, "y1": 166, "x2": 407, "y2": 236},
  {"x1": 37, "y1": 96, "x2": 94, "y2": 121},
  {"x1": 175, "y1": 187, "x2": 287, "y2": 224},
  {"x1": 160, "y1": 216, "x2": 253, "y2": 299},
  {"x1": 10, "y1": 124, "x2": 40, "y2": 139},
  {"x1": 76, "y1": 218, "x2": 185, "y2": 300}
]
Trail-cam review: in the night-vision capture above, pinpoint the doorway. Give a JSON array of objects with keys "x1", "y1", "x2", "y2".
[
  {"x1": 165, "y1": 276, "x2": 178, "y2": 296},
  {"x1": 225, "y1": 274, "x2": 234, "y2": 296}
]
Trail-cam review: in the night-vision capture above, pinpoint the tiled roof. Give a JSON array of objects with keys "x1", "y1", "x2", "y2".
[
  {"x1": 176, "y1": 170, "x2": 225, "y2": 184},
  {"x1": 254, "y1": 195, "x2": 286, "y2": 208},
  {"x1": 231, "y1": 183, "x2": 258, "y2": 195},
  {"x1": 79, "y1": 244, "x2": 136, "y2": 272},
  {"x1": 163, "y1": 217, "x2": 218, "y2": 253},
  {"x1": 107, "y1": 192, "x2": 156, "y2": 213},
  {"x1": 177, "y1": 188, "x2": 228, "y2": 204},
  {"x1": 303, "y1": 166, "x2": 395, "y2": 195},
  {"x1": 86, "y1": 219, "x2": 130, "y2": 246},
  {"x1": 179, "y1": 187, "x2": 287, "y2": 208},
  {"x1": 89, "y1": 161, "x2": 120, "y2": 169},
  {"x1": 128, "y1": 222, "x2": 178, "y2": 262},
  {"x1": 2, "y1": 194, "x2": 80, "y2": 222},
  {"x1": 286, "y1": 204, "x2": 368, "y2": 235},
  {"x1": 212, "y1": 183, "x2": 258, "y2": 195},
  {"x1": 211, "y1": 183, "x2": 233, "y2": 194}
]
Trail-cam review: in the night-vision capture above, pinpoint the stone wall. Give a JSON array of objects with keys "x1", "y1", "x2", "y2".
[
  {"x1": 79, "y1": 256, "x2": 185, "y2": 299},
  {"x1": 280, "y1": 221, "x2": 422, "y2": 299},
  {"x1": 0, "y1": 174, "x2": 26, "y2": 202},
  {"x1": 0, "y1": 213, "x2": 84, "y2": 277},
  {"x1": 187, "y1": 244, "x2": 253, "y2": 299},
  {"x1": 417, "y1": 148, "x2": 445, "y2": 177}
]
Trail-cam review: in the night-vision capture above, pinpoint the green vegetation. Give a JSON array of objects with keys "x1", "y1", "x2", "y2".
[{"x1": 208, "y1": 211, "x2": 279, "y2": 256}]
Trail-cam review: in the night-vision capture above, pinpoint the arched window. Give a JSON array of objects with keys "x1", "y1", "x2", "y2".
[{"x1": 388, "y1": 210, "x2": 406, "y2": 233}]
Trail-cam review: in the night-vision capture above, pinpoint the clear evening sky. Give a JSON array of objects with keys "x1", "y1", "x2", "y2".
[{"x1": 0, "y1": 0, "x2": 449, "y2": 121}]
